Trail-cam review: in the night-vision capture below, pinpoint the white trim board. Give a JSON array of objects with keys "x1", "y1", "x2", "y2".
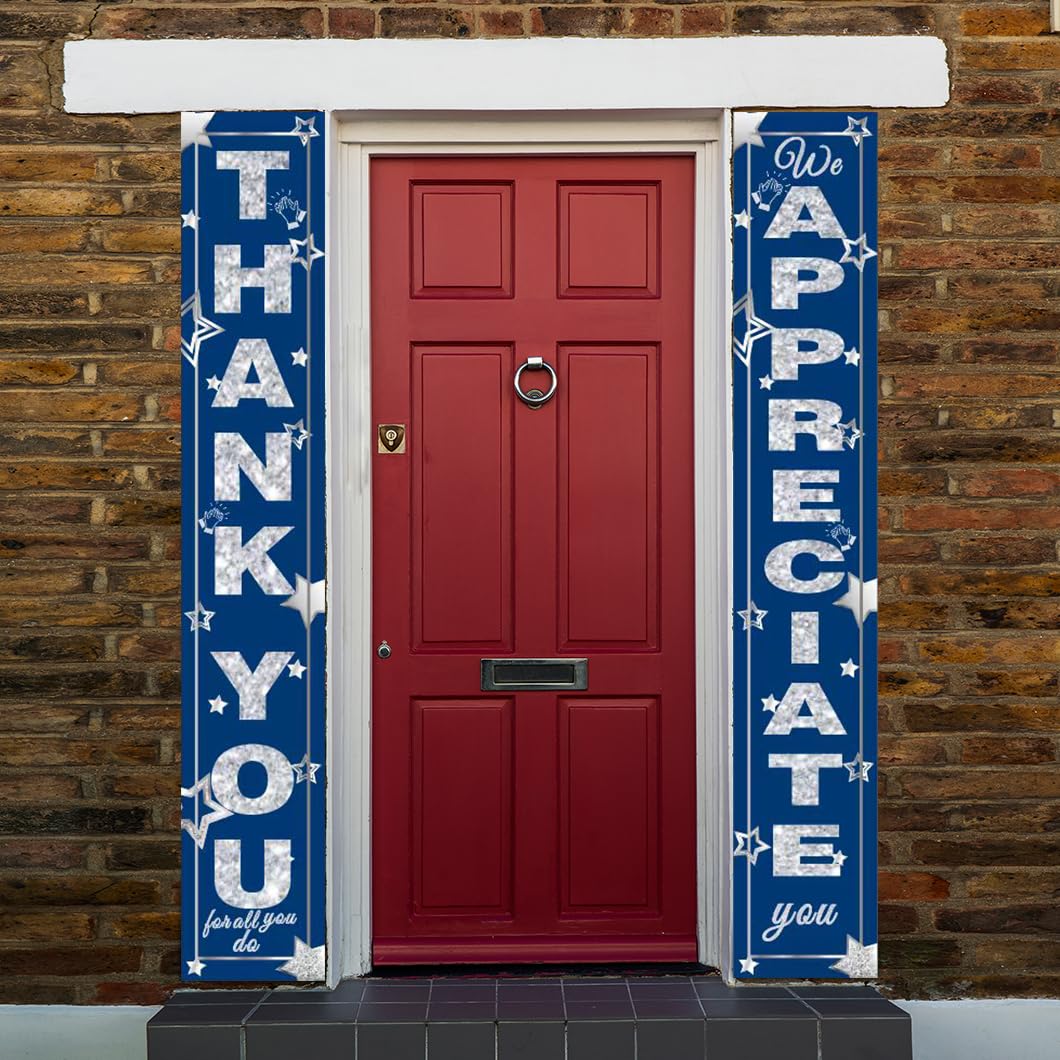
[
  {"x1": 63, "y1": 37, "x2": 949, "y2": 114},
  {"x1": 327, "y1": 112, "x2": 731, "y2": 982}
]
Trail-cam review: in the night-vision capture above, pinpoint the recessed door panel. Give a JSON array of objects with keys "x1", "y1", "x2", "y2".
[{"x1": 372, "y1": 154, "x2": 696, "y2": 964}]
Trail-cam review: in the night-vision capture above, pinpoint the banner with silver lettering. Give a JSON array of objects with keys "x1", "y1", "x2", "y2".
[
  {"x1": 732, "y1": 112, "x2": 878, "y2": 979},
  {"x1": 180, "y1": 111, "x2": 325, "y2": 982}
]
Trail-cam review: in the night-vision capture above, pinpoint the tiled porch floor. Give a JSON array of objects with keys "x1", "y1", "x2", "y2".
[{"x1": 149, "y1": 975, "x2": 911, "y2": 1060}]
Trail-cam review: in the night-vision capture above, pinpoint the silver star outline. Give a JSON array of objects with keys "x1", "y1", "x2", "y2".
[
  {"x1": 836, "y1": 418, "x2": 864, "y2": 450},
  {"x1": 181, "y1": 292, "x2": 225, "y2": 368},
  {"x1": 843, "y1": 752, "x2": 874, "y2": 782},
  {"x1": 284, "y1": 419, "x2": 310, "y2": 450},
  {"x1": 276, "y1": 937, "x2": 325, "y2": 981},
  {"x1": 733, "y1": 292, "x2": 774, "y2": 368},
  {"x1": 733, "y1": 827, "x2": 771, "y2": 866},
  {"x1": 289, "y1": 234, "x2": 324, "y2": 271},
  {"x1": 180, "y1": 774, "x2": 233, "y2": 849},
  {"x1": 292, "y1": 753, "x2": 321, "y2": 784},
  {"x1": 830, "y1": 936, "x2": 878, "y2": 978},
  {"x1": 840, "y1": 233, "x2": 877, "y2": 272},
  {"x1": 184, "y1": 601, "x2": 215, "y2": 632},
  {"x1": 290, "y1": 116, "x2": 320, "y2": 147},
  {"x1": 737, "y1": 601, "x2": 767, "y2": 631},
  {"x1": 844, "y1": 116, "x2": 873, "y2": 147}
]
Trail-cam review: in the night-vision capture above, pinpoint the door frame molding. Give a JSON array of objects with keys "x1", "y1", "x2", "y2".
[{"x1": 329, "y1": 112, "x2": 732, "y2": 984}]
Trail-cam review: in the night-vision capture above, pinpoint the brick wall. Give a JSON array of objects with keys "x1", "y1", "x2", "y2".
[{"x1": 0, "y1": 2, "x2": 1056, "y2": 1003}]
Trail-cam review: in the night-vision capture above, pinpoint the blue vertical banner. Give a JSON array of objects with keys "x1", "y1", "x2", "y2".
[
  {"x1": 732, "y1": 113, "x2": 878, "y2": 980},
  {"x1": 180, "y1": 112, "x2": 326, "y2": 982}
]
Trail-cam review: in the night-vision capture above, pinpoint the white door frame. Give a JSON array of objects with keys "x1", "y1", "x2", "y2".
[{"x1": 327, "y1": 111, "x2": 732, "y2": 984}]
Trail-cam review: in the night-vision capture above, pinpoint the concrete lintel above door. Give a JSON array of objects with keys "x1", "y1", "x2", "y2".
[{"x1": 63, "y1": 36, "x2": 949, "y2": 115}]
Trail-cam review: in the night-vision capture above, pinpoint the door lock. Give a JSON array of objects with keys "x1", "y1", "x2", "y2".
[{"x1": 376, "y1": 641, "x2": 392, "y2": 659}]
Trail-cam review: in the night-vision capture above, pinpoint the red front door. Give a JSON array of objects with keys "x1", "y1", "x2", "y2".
[{"x1": 370, "y1": 155, "x2": 697, "y2": 964}]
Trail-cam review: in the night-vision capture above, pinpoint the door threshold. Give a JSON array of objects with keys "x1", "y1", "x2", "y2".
[
  {"x1": 373, "y1": 935, "x2": 699, "y2": 966},
  {"x1": 363, "y1": 961, "x2": 717, "y2": 980}
]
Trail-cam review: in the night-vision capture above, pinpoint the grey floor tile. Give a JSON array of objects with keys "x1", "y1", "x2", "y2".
[
  {"x1": 565, "y1": 999, "x2": 635, "y2": 1021},
  {"x1": 428, "y1": 1001, "x2": 497, "y2": 1022},
  {"x1": 636, "y1": 1019, "x2": 706, "y2": 1060},
  {"x1": 790, "y1": 985, "x2": 883, "y2": 999},
  {"x1": 148, "y1": 1025, "x2": 242, "y2": 1060},
  {"x1": 821, "y1": 1017, "x2": 913, "y2": 1060},
  {"x1": 567, "y1": 1021, "x2": 635, "y2": 1060},
  {"x1": 245, "y1": 1001, "x2": 361, "y2": 1023},
  {"x1": 700, "y1": 998, "x2": 817, "y2": 1019},
  {"x1": 168, "y1": 989, "x2": 267, "y2": 1006},
  {"x1": 328, "y1": 978, "x2": 367, "y2": 1002},
  {"x1": 498, "y1": 1021, "x2": 565, "y2": 1060},
  {"x1": 562, "y1": 983, "x2": 631, "y2": 1001},
  {"x1": 632, "y1": 998, "x2": 705, "y2": 1020},
  {"x1": 359, "y1": 1022, "x2": 427, "y2": 1060},
  {"x1": 629, "y1": 980, "x2": 697, "y2": 998},
  {"x1": 261, "y1": 987, "x2": 335, "y2": 1004},
  {"x1": 496, "y1": 978, "x2": 563, "y2": 988},
  {"x1": 428, "y1": 1020, "x2": 496, "y2": 1060},
  {"x1": 357, "y1": 1001, "x2": 428, "y2": 1022},
  {"x1": 808, "y1": 998, "x2": 910, "y2": 1019},
  {"x1": 497, "y1": 984, "x2": 563, "y2": 1002},
  {"x1": 149, "y1": 1004, "x2": 254, "y2": 1026},
  {"x1": 497, "y1": 1000, "x2": 566, "y2": 1020},
  {"x1": 694, "y1": 980, "x2": 795, "y2": 999},
  {"x1": 706, "y1": 1017, "x2": 818, "y2": 1060},
  {"x1": 245, "y1": 1023, "x2": 356, "y2": 1060},
  {"x1": 430, "y1": 983, "x2": 497, "y2": 1002},
  {"x1": 361, "y1": 983, "x2": 431, "y2": 1002}
]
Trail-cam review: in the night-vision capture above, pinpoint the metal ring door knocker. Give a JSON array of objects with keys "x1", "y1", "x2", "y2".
[{"x1": 514, "y1": 356, "x2": 558, "y2": 409}]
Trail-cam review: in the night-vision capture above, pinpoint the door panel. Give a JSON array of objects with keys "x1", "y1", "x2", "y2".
[{"x1": 372, "y1": 154, "x2": 697, "y2": 965}]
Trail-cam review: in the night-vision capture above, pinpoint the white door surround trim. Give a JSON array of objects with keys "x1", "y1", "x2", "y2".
[
  {"x1": 62, "y1": 36, "x2": 949, "y2": 114},
  {"x1": 329, "y1": 112, "x2": 731, "y2": 985}
]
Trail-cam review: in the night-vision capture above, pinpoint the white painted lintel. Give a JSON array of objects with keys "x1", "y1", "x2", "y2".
[{"x1": 63, "y1": 36, "x2": 949, "y2": 114}]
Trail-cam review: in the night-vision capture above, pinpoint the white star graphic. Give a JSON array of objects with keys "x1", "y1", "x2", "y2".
[
  {"x1": 180, "y1": 292, "x2": 224, "y2": 368},
  {"x1": 832, "y1": 850, "x2": 848, "y2": 868},
  {"x1": 737, "y1": 601, "x2": 767, "y2": 631},
  {"x1": 733, "y1": 112, "x2": 766, "y2": 150},
  {"x1": 292, "y1": 753, "x2": 321, "y2": 784},
  {"x1": 291, "y1": 116, "x2": 320, "y2": 147},
  {"x1": 833, "y1": 574, "x2": 878, "y2": 627},
  {"x1": 180, "y1": 111, "x2": 215, "y2": 150},
  {"x1": 844, "y1": 116, "x2": 873, "y2": 147},
  {"x1": 843, "y1": 346, "x2": 861, "y2": 366},
  {"x1": 180, "y1": 774, "x2": 233, "y2": 849},
  {"x1": 281, "y1": 573, "x2": 326, "y2": 627},
  {"x1": 284, "y1": 419, "x2": 310, "y2": 450},
  {"x1": 840, "y1": 658, "x2": 860, "y2": 678},
  {"x1": 761, "y1": 694, "x2": 781, "y2": 714},
  {"x1": 840, "y1": 233, "x2": 878, "y2": 272},
  {"x1": 206, "y1": 375, "x2": 221, "y2": 391},
  {"x1": 734, "y1": 210, "x2": 751, "y2": 229},
  {"x1": 758, "y1": 374, "x2": 774, "y2": 391},
  {"x1": 184, "y1": 601, "x2": 215, "y2": 632},
  {"x1": 739, "y1": 957, "x2": 759, "y2": 975},
  {"x1": 732, "y1": 292, "x2": 774, "y2": 367},
  {"x1": 289, "y1": 234, "x2": 324, "y2": 271},
  {"x1": 287, "y1": 659, "x2": 306, "y2": 679},
  {"x1": 291, "y1": 347, "x2": 308, "y2": 367},
  {"x1": 830, "y1": 936, "x2": 878, "y2": 979},
  {"x1": 276, "y1": 936, "x2": 325, "y2": 981},
  {"x1": 186, "y1": 957, "x2": 206, "y2": 977},
  {"x1": 843, "y1": 752, "x2": 874, "y2": 782},
  {"x1": 733, "y1": 827, "x2": 771, "y2": 866},
  {"x1": 181, "y1": 210, "x2": 198, "y2": 230},
  {"x1": 208, "y1": 695, "x2": 227, "y2": 714}
]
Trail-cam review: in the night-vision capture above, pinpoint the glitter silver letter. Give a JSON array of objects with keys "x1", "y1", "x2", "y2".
[
  {"x1": 764, "y1": 186, "x2": 846, "y2": 240},
  {"x1": 211, "y1": 743, "x2": 294, "y2": 816},
  {"x1": 771, "y1": 256, "x2": 844, "y2": 310},
  {"x1": 773, "y1": 470, "x2": 841, "y2": 523},
  {"x1": 791, "y1": 612, "x2": 819, "y2": 664},
  {"x1": 214, "y1": 244, "x2": 293, "y2": 314},
  {"x1": 214, "y1": 838, "x2": 292, "y2": 910},
  {"x1": 213, "y1": 339, "x2": 293, "y2": 408},
  {"x1": 215, "y1": 432, "x2": 293, "y2": 502},
  {"x1": 215, "y1": 150, "x2": 290, "y2": 220},
  {"x1": 770, "y1": 328, "x2": 844, "y2": 381},
  {"x1": 763, "y1": 682, "x2": 846, "y2": 736},
  {"x1": 211, "y1": 651, "x2": 294, "y2": 721},
  {"x1": 773, "y1": 824, "x2": 842, "y2": 877},
  {"x1": 764, "y1": 539, "x2": 845, "y2": 594},
  {"x1": 769, "y1": 753, "x2": 844, "y2": 806},
  {"x1": 214, "y1": 525, "x2": 294, "y2": 596},
  {"x1": 768, "y1": 399, "x2": 844, "y2": 452}
]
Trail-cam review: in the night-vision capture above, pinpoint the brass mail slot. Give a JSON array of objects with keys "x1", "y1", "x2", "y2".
[{"x1": 480, "y1": 658, "x2": 588, "y2": 692}]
